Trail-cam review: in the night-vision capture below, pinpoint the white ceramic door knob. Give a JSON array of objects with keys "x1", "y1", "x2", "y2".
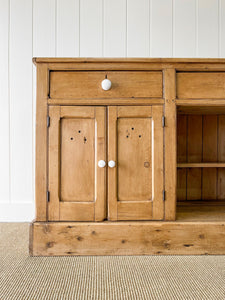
[
  {"x1": 101, "y1": 78, "x2": 112, "y2": 91},
  {"x1": 98, "y1": 160, "x2": 106, "y2": 168},
  {"x1": 108, "y1": 160, "x2": 116, "y2": 168}
]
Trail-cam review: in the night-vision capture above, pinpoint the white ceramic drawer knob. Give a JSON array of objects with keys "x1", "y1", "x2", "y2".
[
  {"x1": 108, "y1": 160, "x2": 116, "y2": 168},
  {"x1": 101, "y1": 78, "x2": 112, "y2": 91},
  {"x1": 98, "y1": 160, "x2": 106, "y2": 168}
]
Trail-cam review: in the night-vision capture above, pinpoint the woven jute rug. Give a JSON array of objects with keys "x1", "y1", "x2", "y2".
[{"x1": 0, "y1": 223, "x2": 224, "y2": 300}]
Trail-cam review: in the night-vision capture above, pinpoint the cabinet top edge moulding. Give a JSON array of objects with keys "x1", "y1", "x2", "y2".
[
  {"x1": 33, "y1": 57, "x2": 225, "y2": 64},
  {"x1": 32, "y1": 57, "x2": 225, "y2": 72}
]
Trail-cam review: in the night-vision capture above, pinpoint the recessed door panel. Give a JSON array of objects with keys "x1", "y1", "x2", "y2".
[
  {"x1": 61, "y1": 118, "x2": 95, "y2": 202},
  {"x1": 117, "y1": 118, "x2": 152, "y2": 201},
  {"x1": 108, "y1": 106, "x2": 164, "y2": 221},
  {"x1": 48, "y1": 106, "x2": 106, "y2": 221}
]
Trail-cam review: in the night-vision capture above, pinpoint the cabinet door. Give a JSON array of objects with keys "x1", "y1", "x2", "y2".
[
  {"x1": 108, "y1": 106, "x2": 164, "y2": 221},
  {"x1": 48, "y1": 106, "x2": 106, "y2": 221}
]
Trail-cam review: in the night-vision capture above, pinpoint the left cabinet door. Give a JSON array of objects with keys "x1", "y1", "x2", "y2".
[{"x1": 48, "y1": 106, "x2": 106, "y2": 221}]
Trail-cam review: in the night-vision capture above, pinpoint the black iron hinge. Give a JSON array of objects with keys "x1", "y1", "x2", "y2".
[
  {"x1": 162, "y1": 190, "x2": 165, "y2": 201},
  {"x1": 162, "y1": 116, "x2": 165, "y2": 127},
  {"x1": 47, "y1": 116, "x2": 50, "y2": 128},
  {"x1": 47, "y1": 191, "x2": 50, "y2": 202}
]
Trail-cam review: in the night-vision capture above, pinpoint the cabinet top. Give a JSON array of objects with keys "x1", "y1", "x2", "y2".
[{"x1": 33, "y1": 57, "x2": 225, "y2": 65}]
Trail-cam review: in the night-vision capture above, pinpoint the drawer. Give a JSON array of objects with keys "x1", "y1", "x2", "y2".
[
  {"x1": 49, "y1": 71, "x2": 162, "y2": 99},
  {"x1": 177, "y1": 72, "x2": 225, "y2": 99}
]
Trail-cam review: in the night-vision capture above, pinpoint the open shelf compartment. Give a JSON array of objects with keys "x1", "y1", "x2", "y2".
[{"x1": 176, "y1": 106, "x2": 225, "y2": 221}]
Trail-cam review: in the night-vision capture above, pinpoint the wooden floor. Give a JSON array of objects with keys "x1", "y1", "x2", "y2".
[{"x1": 176, "y1": 200, "x2": 225, "y2": 222}]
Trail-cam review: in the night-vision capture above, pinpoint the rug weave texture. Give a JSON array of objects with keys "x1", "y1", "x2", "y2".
[{"x1": 0, "y1": 223, "x2": 225, "y2": 300}]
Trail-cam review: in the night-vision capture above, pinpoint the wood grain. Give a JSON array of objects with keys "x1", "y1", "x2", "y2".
[
  {"x1": 177, "y1": 115, "x2": 187, "y2": 202},
  {"x1": 108, "y1": 106, "x2": 163, "y2": 221},
  {"x1": 50, "y1": 71, "x2": 163, "y2": 99},
  {"x1": 178, "y1": 163, "x2": 225, "y2": 168},
  {"x1": 95, "y1": 107, "x2": 107, "y2": 221},
  {"x1": 48, "y1": 106, "x2": 60, "y2": 221},
  {"x1": 60, "y1": 202, "x2": 95, "y2": 221},
  {"x1": 107, "y1": 106, "x2": 118, "y2": 221},
  {"x1": 35, "y1": 64, "x2": 49, "y2": 221},
  {"x1": 152, "y1": 105, "x2": 164, "y2": 220},
  {"x1": 164, "y1": 69, "x2": 176, "y2": 220},
  {"x1": 48, "y1": 106, "x2": 106, "y2": 222},
  {"x1": 218, "y1": 116, "x2": 225, "y2": 200},
  {"x1": 31, "y1": 220, "x2": 225, "y2": 256},
  {"x1": 117, "y1": 117, "x2": 152, "y2": 202},
  {"x1": 33, "y1": 57, "x2": 225, "y2": 64},
  {"x1": 186, "y1": 116, "x2": 202, "y2": 201},
  {"x1": 60, "y1": 118, "x2": 95, "y2": 202},
  {"x1": 202, "y1": 116, "x2": 217, "y2": 200},
  {"x1": 177, "y1": 72, "x2": 225, "y2": 99}
]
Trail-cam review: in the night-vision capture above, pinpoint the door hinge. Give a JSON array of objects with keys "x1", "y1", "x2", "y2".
[
  {"x1": 47, "y1": 191, "x2": 50, "y2": 202},
  {"x1": 162, "y1": 190, "x2": 165, "y2": 201},
  {"x1": 47, "y1": 116, "x2": 50, "y2": 128},
  {"x1": 162, "y1": 116, "x2": 165, "y2": 127}
]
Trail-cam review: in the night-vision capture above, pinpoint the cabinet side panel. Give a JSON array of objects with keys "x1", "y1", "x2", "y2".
[{"x1": 35, "y1": 64, "x2": 48, "y2": 221}]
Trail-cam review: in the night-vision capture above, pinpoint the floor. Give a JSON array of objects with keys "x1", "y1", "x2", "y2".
[{"x1": 0, "y1": 223, "x2": 225, "y2": 300}]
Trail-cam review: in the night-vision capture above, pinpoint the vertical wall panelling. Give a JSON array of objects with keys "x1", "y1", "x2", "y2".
[
  {"x1": 127, "y1": 0, "x2": 150, "y2": 57},
  {"x1": 1, "y1": 0, "x2": 225, "y2": 221},
  {"x1": 9, "y1": 0, "x2": 33, "y2": 206},
  {"x1": 150, "y1": 0, "x2": 173, "y2": 57},
  {"x1": 80, "y1": 0, "x2": 103, "y2": 57},
  {"x1": 197, "y1": 0, "x2": 219, "y2": 57},
  {"x1": 0, "y1": 0, "x2": 10, "y2": 203},
  {"x1": 56, "y1": 0, "x2": 80, "y2": 57},
  {"x1": 174, "y1": 0, "x2": 196, "y2": 57},
  {"x1": 104, "y1": 0, "x2": 126, "y2": 57},
  {"x1": 33, "y1": 0, "x2": 56, "y2": 57}
]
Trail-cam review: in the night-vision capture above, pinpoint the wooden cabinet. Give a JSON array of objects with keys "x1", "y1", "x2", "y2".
[
  {"x1": 48, "y1": 105, "x2": 163, "y2": 222},
  {"x1": 30, "y1": 58, "x2": 225, "y2": 256}
]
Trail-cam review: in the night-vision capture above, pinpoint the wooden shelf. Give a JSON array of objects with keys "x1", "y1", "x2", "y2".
[
  {"x1": 177, "y1": 200, "x2": 225, "y2": 222},
  {"x1": 177, "y1": 163, "x2": 225, "y2": 168}
]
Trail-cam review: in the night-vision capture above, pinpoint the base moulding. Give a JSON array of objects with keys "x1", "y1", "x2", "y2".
[{"x1": 30, "y1": 221, "x2": 225, "y2": 256}]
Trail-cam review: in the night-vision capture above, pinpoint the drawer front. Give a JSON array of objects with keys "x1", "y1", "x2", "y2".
[
  {"x1": 50, "y1": 71, "x2": 162, "y2": 99},
  {"x1": 177, "y1": 72, "x2": 225, "y2": 99}
]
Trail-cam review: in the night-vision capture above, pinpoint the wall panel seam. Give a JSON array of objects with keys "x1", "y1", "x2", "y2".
[
  {"x1": 8, "y1": 0, "x2": 11, "y2": 203},
  {"x1": 195, "y1": 0, "x2": 198, "y2": 56},
  {"x1": 218, "y1": 0, "x2": 221, "y2": 57}
]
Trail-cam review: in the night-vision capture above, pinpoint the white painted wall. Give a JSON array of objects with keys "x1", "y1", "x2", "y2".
[{"x1": 1, "y1": 0, "x2": 225, "y2": 221}]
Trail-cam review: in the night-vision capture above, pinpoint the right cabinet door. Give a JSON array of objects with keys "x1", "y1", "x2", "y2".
[{"x1": 108, "y1": 106, "x2": 164, "y2": 221}]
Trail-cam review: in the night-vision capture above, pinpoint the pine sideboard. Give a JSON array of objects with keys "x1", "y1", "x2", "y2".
[{"x1": 30, "y1": 58, "x2": 225, "y2": 255}]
